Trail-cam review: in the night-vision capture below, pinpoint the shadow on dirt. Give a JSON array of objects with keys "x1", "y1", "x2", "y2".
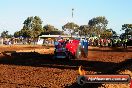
[
  {"x1": 0, "y1": 51, "x2": 131, "y2": 73},
  {"x1": 0, "y1": 51, "x2": 132, "y2": 88},
  {"x1": 0, "y1": 51, "x2": 119, "y2": 72}
]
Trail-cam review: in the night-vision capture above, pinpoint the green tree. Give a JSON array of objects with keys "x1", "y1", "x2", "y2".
[
  {"x1": 122, "y1": 24, "x2": 132, "y2": 38},
  {"x1": 79, "y1": 25, "x2": 90, "y2": 36},
  {"x1": 14, "y1": 31, "x2": 22, "y2": 38},
  {"x1": 21, "y1": 25, "x2": 32, "y2": 38},
  {"x1": 100, "y1": 29, "x2": 112, "y2": 38},
  {"x1": 43, "y1": 24, "x2": 55, "y2": 32},
  {"x1": 16, "y1": 16, "x2": 43, "y2": 38},
  {"x1": 42, "y1": 24, "x2": 63, "y2": 35},
  {"x1": 1, "y1": 30, "x2": 13, "y2": 38},
  {"x1": 99, "y1": 28, "x2": 117, "y2": 38},
  {"x1": 32, "y1": 16, "x2": 43, "y2": 38},
  {"x1": 23, "y1": 16, "x2": 33, "y2": 29},
  {"x1": 62, "y1": 22, "x2": 79, "y2": 35},
  {"x1": 1, "y1": 31, "x2": 9, "y2": 38},
  {"x1": 88, "y1": 16, "x2": 108, "y2": 36}
]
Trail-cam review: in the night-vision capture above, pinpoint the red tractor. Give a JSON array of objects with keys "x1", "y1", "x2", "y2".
[{"x1": 54, "y1": 38, "x2": 88, "y2": 60}]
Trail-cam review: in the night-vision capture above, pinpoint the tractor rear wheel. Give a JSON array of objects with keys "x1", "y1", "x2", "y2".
[
  {"x1": 75, "y1": 45, "x2": 88, "y2": 60},
  {"x1": 66, "y1": 52, "x2": 73, "y2": 60},
  {"x1": 75, "y1": 45, "x2": 82, "y2": 60}
]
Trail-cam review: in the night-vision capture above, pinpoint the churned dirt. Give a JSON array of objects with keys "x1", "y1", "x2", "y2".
[{"x1": 0, "y1": 45, "x2": 131, "y2": 88}]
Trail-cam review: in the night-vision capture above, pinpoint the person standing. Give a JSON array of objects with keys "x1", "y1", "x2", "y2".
[
  {"x1": 125, "y1": 38, "x2": 128, "y2": 48},
  {"x1": 54, "y1": 39, "x2": 59, "y2": 49},
  {"x1": 107, "y1": 39, "x2": 111, "y2": 47},
  {"x1": 123, "y1": 38, "x2": 127, "y2": 48},
  {"x1": 83, "y1": 38, "x2": 88, "y2": 57}
]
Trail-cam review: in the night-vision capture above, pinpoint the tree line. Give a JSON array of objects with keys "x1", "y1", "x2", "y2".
[
  {"x1": 1, "y1": 16, "x2": 132, "y2": 39},
  {"x1": 14, "y1": 16, "x2": 63, "y2": 38}
]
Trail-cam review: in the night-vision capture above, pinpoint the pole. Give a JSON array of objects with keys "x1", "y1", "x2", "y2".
[
  {"x1": 72, "y1": 8, "x2": 74, "y2": 19},
  {"x1": 71, "y1": 8, "x2": 74, "y2": 38}
]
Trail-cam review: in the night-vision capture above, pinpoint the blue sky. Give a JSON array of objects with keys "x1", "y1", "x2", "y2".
[{"x1": 0, "y1": 0, "x2": 132, "y2": 35}]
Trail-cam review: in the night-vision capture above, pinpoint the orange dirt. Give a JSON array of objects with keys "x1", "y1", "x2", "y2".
[{"x1": 0, "y1": 45, "x2": 131, "y2": 88}]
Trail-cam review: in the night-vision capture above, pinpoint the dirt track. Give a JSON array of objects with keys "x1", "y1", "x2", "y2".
[{"x1": 0, "y1": 45, "x2": 131, "y2": 88}]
